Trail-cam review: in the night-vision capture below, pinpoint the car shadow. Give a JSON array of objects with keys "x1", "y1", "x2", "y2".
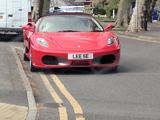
[
  {"x1": 39, "y1": 60, "x2": 150, "y2": 75},
  {"x1": 40, "y1": 67, "x2": 120, "y2": 75}
]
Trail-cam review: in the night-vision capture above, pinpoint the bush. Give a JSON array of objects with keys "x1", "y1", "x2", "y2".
[{"x1": 93, "y1": 8, "x2": 106, "y2": 15}]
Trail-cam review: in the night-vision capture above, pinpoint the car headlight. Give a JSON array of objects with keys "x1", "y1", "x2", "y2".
[
  {"x1": 107, "y1": 37, "x2": 114, "y2": 45},
  {"x1": 36, "y1": 38, "x2": 48, "y2": 47}
]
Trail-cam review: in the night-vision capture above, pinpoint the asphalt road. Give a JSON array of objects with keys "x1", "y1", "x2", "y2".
[{"x1": 7, "y1": 36, "x2": 160, "y2": 120}]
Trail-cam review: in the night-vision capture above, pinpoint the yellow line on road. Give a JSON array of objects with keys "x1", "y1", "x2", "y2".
[
  {"x1": 40, "y1": 74, "x2": 68, "y2": 120},
  {"x1": 50, "y1": 75, "x2": 85, "y2": 120}
]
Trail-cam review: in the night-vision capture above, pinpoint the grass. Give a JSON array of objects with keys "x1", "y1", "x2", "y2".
[
  {"x1": 94, "y1": 16, "x2": 116, "y2": 23},
  {"x1": 94, "y1": 16, "x2": 128, "y2": 33}
]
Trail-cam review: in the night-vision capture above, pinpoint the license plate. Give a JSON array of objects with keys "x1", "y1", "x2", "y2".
[{"x1": 68, "y1": 53, "x2": 93, "y2": 60}]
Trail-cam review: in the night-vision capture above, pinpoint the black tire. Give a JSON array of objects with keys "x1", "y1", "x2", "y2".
[
  {"x1": 23, "y1": 47, "x2": 29, "y2": 61},
  {"x1": 30, "y1": 56, "x2": 38, "y2": 72},
  {"x1": 23, "y1": 53, "x2": 29, "y2": 61},
  {"x1": 30, "y1": 64, "x2": 37, "y2": 72}
]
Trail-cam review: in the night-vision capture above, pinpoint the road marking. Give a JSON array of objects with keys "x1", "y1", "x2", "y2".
[
  {"x1": 40, "y1": 74, "x2": 68, "y2": 120},
  {"x1": 0, "y1": 103, "x2": 27, "y2": 120},
  {"x1": 50, "y1": 75, "x2": 85, "y2": 120},
  {"x1": 119, "y1": 35, "x2": 160, "y2": 44}
]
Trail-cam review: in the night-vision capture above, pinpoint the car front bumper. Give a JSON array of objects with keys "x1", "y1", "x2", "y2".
[{"x1": 31, "y1": 46, "x2": 120, "y2": 69}]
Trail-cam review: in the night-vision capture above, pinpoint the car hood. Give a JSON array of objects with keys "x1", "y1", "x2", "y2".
[{"x1": 34, "y1": 32, "x2": 113, "y2": 51}]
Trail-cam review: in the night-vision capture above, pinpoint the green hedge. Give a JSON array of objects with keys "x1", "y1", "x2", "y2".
[{"x1": 93, "y1": 8, "x2": 106, "y2": 15}]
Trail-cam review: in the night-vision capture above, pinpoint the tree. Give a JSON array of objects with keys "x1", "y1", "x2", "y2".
[
  {"x1": 115, "y1": 0, "x2": 131, "y2": 28},
  {"x1": 106, "y1": 0, "x2": 119, "y2": 17},
  {"x1": 156, "y1": 0, "x2": 160, "y2": 6},
  {"x1": 32, "y1": 0, "x2": 50, "y2": 21},
  {"x1": 107, "y1": 0, "x2": 119, "y2": 10},
  {"x1": 92, "y1": 0, "x2": 102, "y2": 7},
  {"x1": 127, "y1": 0, "x2": 158, "y2": 32},
  {"x1": 39, "y1": 0, "x2": 50, "y2": 17},
  {"x1": 127, "y1": 0, "x2": 145, "y2": 32},
  {"x1": 32, "y1": 0, "x2": 40, "y2": 21}
]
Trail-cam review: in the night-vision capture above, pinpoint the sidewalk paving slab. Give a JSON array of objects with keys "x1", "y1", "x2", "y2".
[
  {"x1": 0, "y1": 42, "x2": 37, "y2": 120},
  {"x1": 0, "y1": 43, "x2": 28, "y2": 120}
]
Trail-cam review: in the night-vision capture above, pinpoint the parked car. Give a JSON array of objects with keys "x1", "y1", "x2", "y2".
[{"x1": 22, "y1": 12, "x2": 120, "y2": 72}]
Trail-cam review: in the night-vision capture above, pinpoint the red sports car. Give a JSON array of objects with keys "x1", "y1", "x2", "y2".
[{"x1": 22, "y1": 12, "x2": 120, "y2": 72}]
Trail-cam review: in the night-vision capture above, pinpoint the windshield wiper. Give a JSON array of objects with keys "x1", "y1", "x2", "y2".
[{"x1": 58, "y1": 30, "x2": 79, "y2": 32}]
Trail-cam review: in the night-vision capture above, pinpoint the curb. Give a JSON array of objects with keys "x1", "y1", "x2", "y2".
[
  {"x1": 11, "y1": 46, "x2": 37, "y2": 120},
  {"x1": 116, "y1": 31, "x2": 160, "y2": 41}
]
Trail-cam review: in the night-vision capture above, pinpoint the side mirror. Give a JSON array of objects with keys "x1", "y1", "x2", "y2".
[
  {"x1": 22, "y1": 22, "x2": 35, "y2": 32},
  {"x1": 104, "y1": 23, "x2": 115, "y2": 31}
]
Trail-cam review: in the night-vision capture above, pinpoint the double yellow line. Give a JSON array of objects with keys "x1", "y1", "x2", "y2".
[{"x1": 40, "y1": 74, "x2": 85, "y2": 120}]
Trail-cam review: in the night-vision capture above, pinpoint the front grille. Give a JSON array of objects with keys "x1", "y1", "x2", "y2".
[{"x1": 42, "y1": 56, "x2": 58, "y2": 65}]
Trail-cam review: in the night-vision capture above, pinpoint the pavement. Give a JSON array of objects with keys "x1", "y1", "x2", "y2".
[
  {"x1": 0, "y1": 43, "x2": 28, "y2": 120},
  {"x1": 0, "y1": 42, "x2": 37, "y2": 120},
  {"x1": 116, "y1": 22, "x2": 160, "y2": 42}
]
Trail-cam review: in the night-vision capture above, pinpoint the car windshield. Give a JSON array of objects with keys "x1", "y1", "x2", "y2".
[{"x1": 38, "y1": 15, "x2": 104, "y2": 32}]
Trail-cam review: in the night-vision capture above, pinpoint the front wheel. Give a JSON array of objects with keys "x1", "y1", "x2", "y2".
[
  {"x1": 23, "y1": 48, "x2": 29, "y2": 61},
  {"x1": 23, "y1": 53, "x2": 29, "y2": 61},
  {"x1": 30, "y1": 56, "x2": 38, "y2": 72}
]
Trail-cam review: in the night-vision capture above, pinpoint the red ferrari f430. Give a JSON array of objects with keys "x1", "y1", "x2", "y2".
[{"x1": 22, "y1": 12, "x2": 120, "y2": 72}]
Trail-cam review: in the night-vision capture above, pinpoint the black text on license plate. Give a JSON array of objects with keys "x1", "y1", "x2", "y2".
[{"x1": 68, "y1": 53, "x2": 93, "y2": 60}]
